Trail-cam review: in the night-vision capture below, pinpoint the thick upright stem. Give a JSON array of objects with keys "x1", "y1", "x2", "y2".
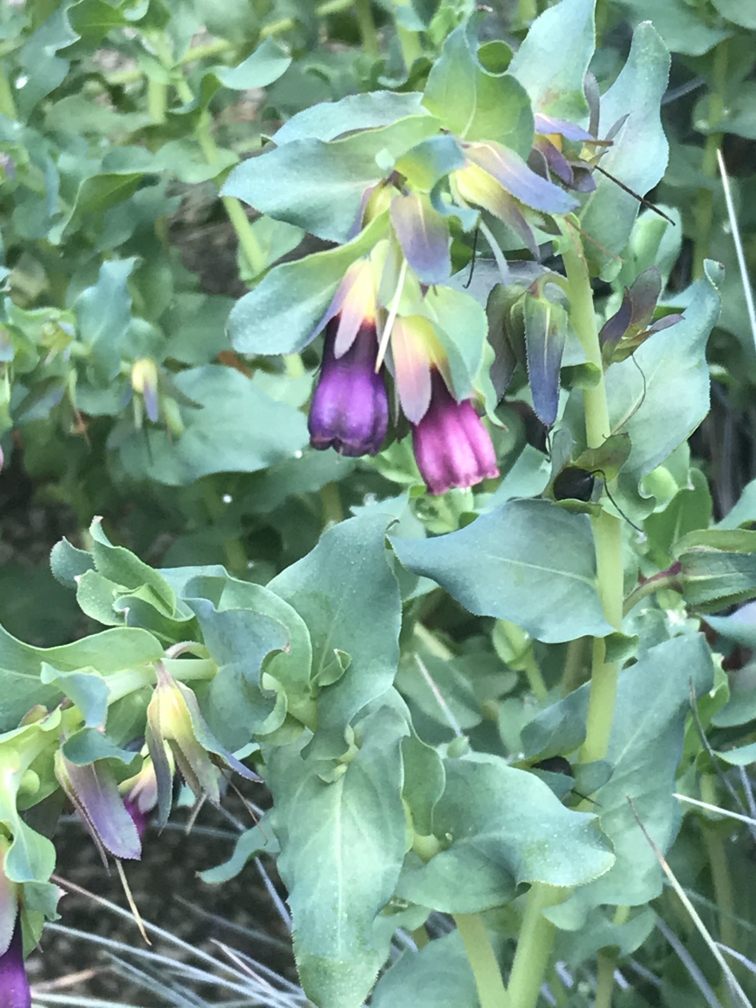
[
  {"x1": 453, "y1": 914, "x2": 510, "y2": 1008},
  {"x1": 560, "y1": 233, "x2": 623, "y2": 762},
  {"x1": 700, "y1": 774, "x2": 738, "y2": 953},
  {"x1": 0, "y1": 64, "x2": 17, "y2": 120},
  {"x1": 694, "y1": 40, "x2": 728, "y2": 279},
  {"x1": 354, "y1": 0, "x2": 380, "y2": 57},
  {"x1": 594, "y1": 952, "x2": 616, "y2": 1008},
  {"x1": 507, "y1": 884, "x2": 564, "y2": 1008}
]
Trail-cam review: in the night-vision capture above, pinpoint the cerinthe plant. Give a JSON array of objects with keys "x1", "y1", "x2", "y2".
[{"x1": 2, "y1": 1, "x2": 756, "y2": 1007}]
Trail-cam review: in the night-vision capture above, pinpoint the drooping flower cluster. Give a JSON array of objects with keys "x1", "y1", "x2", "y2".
[{"x1": 304, "y1": 105, "x2": 585, "y2": 495}]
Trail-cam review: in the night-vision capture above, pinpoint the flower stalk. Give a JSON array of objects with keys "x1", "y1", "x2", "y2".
[{"x1": 560, "y1": 227, "x2": 624, "y2": 765}]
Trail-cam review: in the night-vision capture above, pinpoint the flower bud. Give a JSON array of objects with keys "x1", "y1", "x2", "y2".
[
  {"x1": 146, "y1": 663, "x2": 260, "y2": 826},
  {"x1": 412, "y1": 371, "x2": 499, "y2": 496}
]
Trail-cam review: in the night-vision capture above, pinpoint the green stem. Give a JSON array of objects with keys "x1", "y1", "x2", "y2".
[
  {"x1": 284, "y1": 353, "x2": 305, "y2": 378},
  {"x1": 396, "y1": 23, "x2": 422, "y2": 70},
  {"x1": 0, "y1": 63, "x2": 17, "y2": 120},
  {"x1": 354, "y1": 0, "x2": 380, "y2": 57},
  {"x1": 147, "y1": 79, "x2": 167, "y2": 124},
  {"x1": 522, "y1": 649, "x2": 548, "y2": 703},
  {"x1": 622, "y1": 566, "x2": 682, "y2": 616},
  {"x1": 319, "y1": 482, "x2": 344, "y2": 527},
  {"x1": 693, "y1": 39, "x2": 728, "y2": 279},
  {"x1": 517, "y1": 0, "x2": 537, "y2": 20},
  {"x1": 700, "y1": 774, "x2": 738, "y2": 953},
  {"x1": 561, "y1": 636, "x2": 586, "y2": 696},
  {"x1": 221, "y1": 194, "x2": 266, "y2": 277},
  {"x1": 507, "y1": 884, "x2": 564, "y2": 1008},
  {"x1": 561, "y1": 229, "x2": 624, "y2": 764},
  {"x1": 453, "y1": 914, "x2": 510, "y2": 1008},
  {"x1": 594, "y1": 952, "x2": 616, "y2": 1008}
]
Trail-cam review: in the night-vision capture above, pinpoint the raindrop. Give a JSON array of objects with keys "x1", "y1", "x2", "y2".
[
  {"x1": 222, "y1": 493, "x2": 232, "y2": 503},
  {"x1": 294, "y1": 450, "x2": 304, "y2": 459},
  {"x1": 15, "y1": 75, "x2": 28, "y2": 88}
]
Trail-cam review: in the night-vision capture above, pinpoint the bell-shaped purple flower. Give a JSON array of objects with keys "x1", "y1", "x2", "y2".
[
  {"x1": 308, "y1": 318, "x2": 389, "y2": 457},
  {"x1": 0, "y1": 916, "x2": 30, "y2": 1008},
  {"x1": 412, "y1": 371, "x2": 499, "y2": 496}
]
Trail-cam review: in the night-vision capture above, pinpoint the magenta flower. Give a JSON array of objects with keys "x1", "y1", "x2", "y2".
[
  {"x1": 308, "y1": 317, "x2": 389, "y2": 457},
  {"x1": 0, "y1": 916, "x2": 30, "y2": 1008},
  {"x1": 412, "y1": 371, "x2": 499, "y2": 496}
]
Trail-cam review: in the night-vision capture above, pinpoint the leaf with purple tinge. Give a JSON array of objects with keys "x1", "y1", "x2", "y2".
[
  {"x1": 524, "y1": 294, "x2": 567, "y2": 427},
  {"x1": 54, "y1": 751, "x2": 142, "y2": 862},
  {"x1": 600, "y1": 266, "x2": 682, "y2": 364},
  {"x1": 391, "y1": 192, "x2": 451, "y2": 285},
  {"x1": 465, "y1": 142, "x2": 579, "y2": 215},
  {"x1": 391, "y1": 316, "x2": 434, "y2": 423},
  {"x1": 534, "y1": 114, "x2": 593, "y2": 141}
]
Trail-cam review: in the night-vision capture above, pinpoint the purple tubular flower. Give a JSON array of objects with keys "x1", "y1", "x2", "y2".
[
  {"x1": 412, "y1": 371, "x2": 500, "y2": 496},
  {"x1": 0, "y1": 917, "x2": 30, "y2": 1008},
  {"x1": 308, "y1": 317, "x2": 389, "y2": 457}
]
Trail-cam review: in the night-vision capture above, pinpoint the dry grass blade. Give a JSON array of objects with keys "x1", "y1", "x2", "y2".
[
  {"x1": 114, "y1": 858, "x2": 151, "y2": 946},
  {"x1": 674, "y1": 792, "x2": 756, "y2": 827},
  {"x1": 654, "y1": 916, "x2": 723, "y2": 1008},
  {"x1": 627, "y1": 797, "x2": 752, "y2": 1008}
]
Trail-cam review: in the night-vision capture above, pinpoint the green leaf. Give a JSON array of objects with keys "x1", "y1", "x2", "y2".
[
  {"x1": 544, "y1": 633, "x2": 714, "y2": 928},
  {"x1": 61, "y1": 727, "x2": 139, "y2": 766},
  {"x1": 0, "y1": 625, "x2": 162, "y2": 733},
  {"x1": 269, "y1": 513, "x2": 402, "y2": 757},
  {"x1": 222, "y1": 117, "x2": 439, "y2": 243},
  {"x1": 186, "y1": 597, "x2": 289, "y2": 750},
  {"x1": 616, "y1": 0, "x2": 730, "y2": 55},
  {"x1": 150, "y1": 138, "x2": 237, "y2": 183},
  {"x1": 227, "y1": 213, "x2": 387, "y2": 357},
  {"x1": 396, "y1": 754, "x2": 614, "y2": 913},
  {"x1": 391, "y1": 500, "x2": 612, "y2": 644},
  {"x1": 186, "y1": 573, "x2": 315, "y2": 728},
  {"x1": 578, "y1": 21, "x2": 671, "y2": 278},
  {"x1": 216, "y1": 36, "x2": 292, "y2": 89},
  {"x1": 508, "y1": 0, "x2": 595, "y2": 122},
  {"x1": 673, "y1": 528, "x2": 756, "y2": 611},
  {"x1": 69, "y1": 0, "x2": 128, "y2": 43},
  {"x1": 371, "y1": 931, "x2": 478, "y2": 1008},
  {"x1": 16, "y1": 4, "x2": 79, "y2": 119},
  {"x1": 401, "y1": 731, "x2": 445, "y2": 836},
  {"x1": 555, "y1": 905, "x2": 655, "y2": 968},
  {"x1": 38, "y1": 667, "x2": 108, "y2": 728},
  {"x1": 89, "y1": 518, "x2": 177, "y2": 614},
  {"x1": 423, "y1": 17, "x2": 534, "y2": 156},
  {"x1": 393, "y1": 135, "x2": 466, "y2": 192},
  {"x1": 50, "y1": 538, "x2": 95, "y2": 589},
  {"x1": 273, "y1": 91, "x2": 429, "y2": 144},
  {"x1": 74, "y1": 259, "x2": 138, "y2": 385},
  {"x1": 644, "y1": 468, "x2": 712, "y2": 567},
  {"x1": 198, "y1": 823, "x2": 274, "y2": 884},
  {"x1": 712, "y1": 0, "x2": 756, "y2": 31},
  {"x1": 110, "y1": 365, "x2": 309, "y2": 485},
  {"x1": 267, "y1": 706, "x2": 409, "y2": 1008},
  {"x1": 605, "y1": 261, "x2": 722, "y2": 511}
]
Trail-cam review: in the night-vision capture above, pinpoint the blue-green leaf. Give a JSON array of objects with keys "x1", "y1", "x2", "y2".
[{"x1": 391, "y1": 500, "x2": 612, "y2": 643}]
